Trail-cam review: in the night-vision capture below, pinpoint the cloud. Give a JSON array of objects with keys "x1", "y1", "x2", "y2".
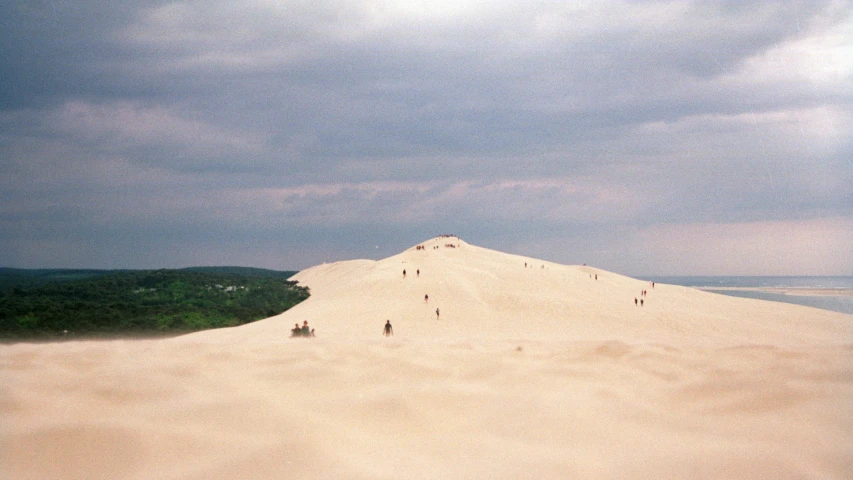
[
  {"x1": 46, "y1": 100, "x2": 267, "y2": 171},
  {"x1": 634, "y1": 217, "x2": 853, "y2": 275},
  {"x1": 0, "y1": 1, "x2": 851, "y2": 273}
]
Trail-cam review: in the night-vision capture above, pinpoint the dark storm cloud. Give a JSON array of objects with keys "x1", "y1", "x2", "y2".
[
  {"x1": 0, "y1": 2, "x2": 164, "y2": 107},
  {"x1": 1, "y1": 1, "x2": 851, "y2": 273}
]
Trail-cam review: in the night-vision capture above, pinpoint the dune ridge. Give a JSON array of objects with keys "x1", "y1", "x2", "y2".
[
  {"x1": 182, "y1": 236, "x2": 849, "y2": 346},
  {"x1": 3, "y1": 236, "x2": 852, "y2": 479}
]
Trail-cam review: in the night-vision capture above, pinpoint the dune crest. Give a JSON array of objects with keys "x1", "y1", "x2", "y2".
[{"x1": 181, "y1": 236, "x2": 850, "y2": 346}]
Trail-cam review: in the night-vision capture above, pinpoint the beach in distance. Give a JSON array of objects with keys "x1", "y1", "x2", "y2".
[
  {"x1": 2, "y1": 236, "x2": 852, "y2": 479},
  {"x1": 648, "y1": 276, "x2": 853, "y2": 315}
]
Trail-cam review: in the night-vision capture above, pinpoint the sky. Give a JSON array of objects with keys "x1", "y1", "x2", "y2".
[{"x1": 1, "y1": 0, "x2": 851, "y2": 276}]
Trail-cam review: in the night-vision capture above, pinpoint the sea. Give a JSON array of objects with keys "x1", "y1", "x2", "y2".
[{"x1": 645, "y1": 276, "x2": 853, "y2": 315}]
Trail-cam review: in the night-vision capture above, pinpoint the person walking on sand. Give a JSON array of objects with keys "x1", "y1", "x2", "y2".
[
  {"x1": 403, "y1": 269, "x2": 406, "y2": 278},
  {"x1": 301, "y1": 320, "x2": 311, "y2": 337},
  {"x1": 424, "y1": 294, "x2": 429, "y2": 302},
  {"x1": 384, "y1": 320, "x2": 393, "y2": 337},
  {"x1": 634, "y1": 297, "x2": 638, "y2": 306},
  {"x1": 435, "y1": 308, "x2": 440, "y2": 320},
  {"x1": 291, "y1": 323, "x2": 302, "y2": 337},
  {"x1": 416, "y1": 269, "x2": 420, "y2": 277}
]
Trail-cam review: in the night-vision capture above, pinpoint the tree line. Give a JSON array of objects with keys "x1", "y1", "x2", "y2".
[{"x1": 0, "y1": 268, "x2": 309, "y2": 339}]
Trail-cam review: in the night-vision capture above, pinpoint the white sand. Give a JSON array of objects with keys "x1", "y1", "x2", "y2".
[{"x1": 3, "y1": 236, "x2": 852, "y2": 479}]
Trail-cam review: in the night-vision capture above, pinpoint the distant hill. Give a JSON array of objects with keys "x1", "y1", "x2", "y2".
[
  {"x1": 179, "y1": 266, "x2": 298, "y2": 278},
  {"x1": 0, "y1": 268, "x2": 134, "y2": 290},
  {"x1": 0, "y1": 267, "x2": 298, "y2": 291}
]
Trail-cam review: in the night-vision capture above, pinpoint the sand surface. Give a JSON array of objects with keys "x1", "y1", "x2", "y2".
[{"x1": 3, "y1": 236, "x2": 852, "y2": 479}]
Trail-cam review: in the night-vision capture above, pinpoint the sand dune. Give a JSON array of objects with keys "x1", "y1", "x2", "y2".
[
  {"x1": 2, "y1": 236, "x2": 852, "y2": 479},
  {"x1": 184, "y1": 236, "x2": 849, "y2": 346}
]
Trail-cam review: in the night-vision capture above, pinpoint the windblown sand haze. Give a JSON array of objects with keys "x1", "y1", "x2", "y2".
[{"x1": 2, "y1": 236, "x2": 852, "y2": 479}]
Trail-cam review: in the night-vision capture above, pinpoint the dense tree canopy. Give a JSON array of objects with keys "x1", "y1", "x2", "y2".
[{"x1": 0, "y1": 269, "x2": 309, "y2": 339}]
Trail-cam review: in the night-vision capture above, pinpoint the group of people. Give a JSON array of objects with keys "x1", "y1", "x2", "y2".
[
  {"x1": 403, "y1": 268, "x2": 421, "y2": 278},
  {"x1": 291, "y1": 320, "x2": 315, "y2": 337},
  {"x1": 414, "y1": 235, "x2": 460, "y2": 251},
  {"x1": 634, "y1": 287, "x2": 653, "y2": 306},
  {"x1": 403, "y1": 268, "x2": 422, "y2": 278},
  {"x1": 426, "y1": 244, "x2": 457, "y2": 249},
  {"x1": 428, "y1": 243, "x2": 459, "y2": 250}
]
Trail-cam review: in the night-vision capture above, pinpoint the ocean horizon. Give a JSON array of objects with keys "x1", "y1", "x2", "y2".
[{"x1": 645, "y1": 276, "x2": 853, "y2": 315}]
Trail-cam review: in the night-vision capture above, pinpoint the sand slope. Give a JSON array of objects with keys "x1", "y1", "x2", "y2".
[
  {"x1": 3, "y1": 236, "x2": 852, "y2": 479},
  {"x1": 185, "y1": 236, "x2": 849, "y2": 346}
]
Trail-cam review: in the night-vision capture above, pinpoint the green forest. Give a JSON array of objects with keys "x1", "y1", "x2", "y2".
[{"x1": 0, "y1": 268, "x2": 309, "y2": 339}]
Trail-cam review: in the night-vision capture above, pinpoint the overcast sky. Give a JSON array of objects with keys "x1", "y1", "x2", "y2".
[{"x1": 1, "y1": 1, "x2": 851, "y2": 275}]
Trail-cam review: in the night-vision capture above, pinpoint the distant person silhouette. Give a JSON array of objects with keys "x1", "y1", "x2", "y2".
[
  {"x1": 424, "y1": 294, "x2": 429, "y2": 302},
  {"x1": 435, "y1": 308, "x2": 440, "y2": 320},
  {"x1": 384, "y1": 320, "x2": 393, "y2": 337},
  {"x1": 403, "y1": 269, "x2": 406, "y2": 278},
  {"x1": 301, "y1": 321, "x2": 310, "y2": 336}
]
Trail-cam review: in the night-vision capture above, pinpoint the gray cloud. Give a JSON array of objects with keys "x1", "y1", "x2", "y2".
[{"x1": 1, "y1": 0, "x2": 851, "y2": 274}]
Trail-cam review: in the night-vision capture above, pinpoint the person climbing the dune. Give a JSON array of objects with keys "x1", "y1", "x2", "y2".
[{"x1": 384, "y1": 320, "x2": 393, "y2": 337}]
